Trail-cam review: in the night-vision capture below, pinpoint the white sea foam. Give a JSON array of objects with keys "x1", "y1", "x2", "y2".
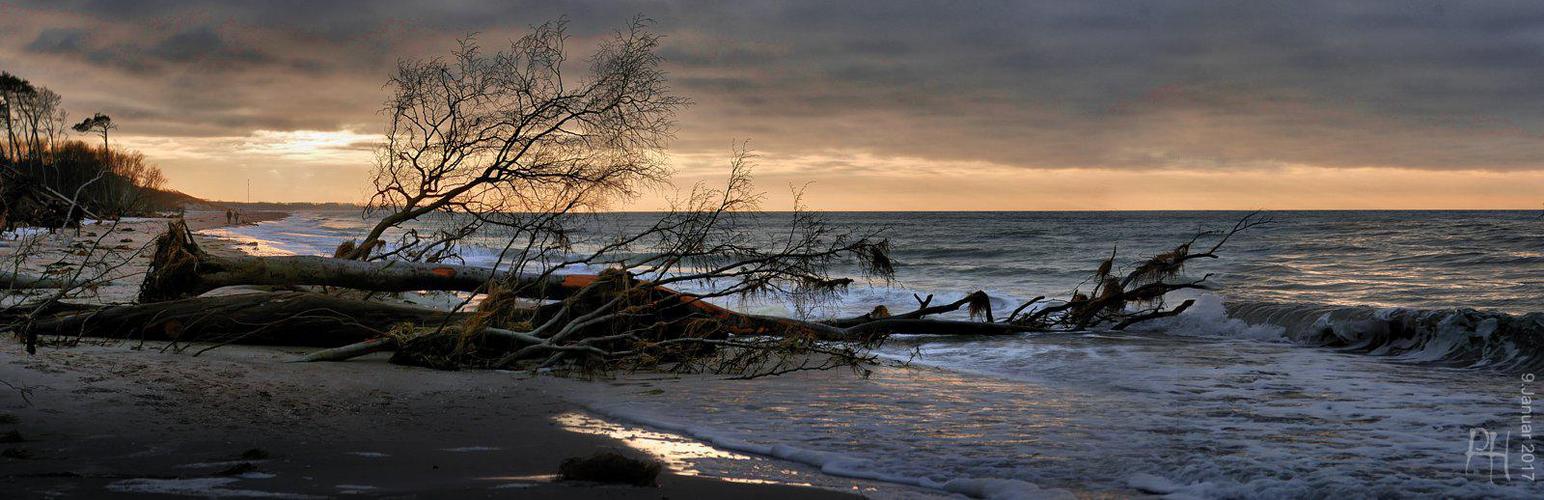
[
  {"x1": 583, "y1": 403, "x2": 1074, "y2": 500},
  {"x1": 1129, "y1": 293, "x2": 1288, "y2": 341}
]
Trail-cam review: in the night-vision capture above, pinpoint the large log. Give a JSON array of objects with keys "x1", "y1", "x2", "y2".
[
  {"x1": 139, "y1": 219, "x2": 587, "y2": 302},
  {"x1": 30, "y1": 291, "x2": 470, "y2": 347}
]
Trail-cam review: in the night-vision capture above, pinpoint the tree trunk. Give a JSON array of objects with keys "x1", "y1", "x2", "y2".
[
  {"x1": 126, "y1": 221, "x2": 1059, "y2": 352},
  {"x1": 139, "y1": 219, "x2": 586, "y2": 302},
  {"x1": 30, "y1": 291, "x2": 469, "y2": 347}
]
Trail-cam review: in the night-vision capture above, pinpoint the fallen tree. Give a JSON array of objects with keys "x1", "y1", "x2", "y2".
[
  {"x1": 8, "y1": 208, "x2": 1264, "y2": 377},
  {"x1": 138, "y1": 219, "x2": 588, "y2": 302}
]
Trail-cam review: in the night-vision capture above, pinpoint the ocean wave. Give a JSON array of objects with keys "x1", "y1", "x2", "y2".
[
  {"x1": 583, "y1": 402, "x2": 1076, "y2": 500},
  {"x1": 1219, "y1": 299, "x2": 1544, "y2": 372}
]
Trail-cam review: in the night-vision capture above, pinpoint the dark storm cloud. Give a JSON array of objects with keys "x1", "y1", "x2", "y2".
[
  {"x1": 4, "y1": 0, "x2": 1544, "y2": 171},
  {"x1": 24, "y1": 28, "x2": 88, "y2": 53},
  {"x1": 24, "y1": 25, "x2": 275, "y2": 74},
  {"x1": 151, "y1": 26, "x2": 272, "y2": 65}
]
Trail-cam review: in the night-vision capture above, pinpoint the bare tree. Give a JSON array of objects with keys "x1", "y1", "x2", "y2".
[
  {"x1": 0, "y1": 72, "x2": 32, "y2": 163},
  {"x1": 14, "y1": 88, "x2": 61, "y2": 164},
  {"x1": 41, "y1": 95, "x2": 68, "y2": 167},
  {"x1": 83, "y1": 149, "x2": 161, "y2": 216},
  {"x1": 350, "y1": 17, "x2": 687, "y2": 262},
  {"x1": 0, "y1": 75, "x2": 64, "y2": 166}
]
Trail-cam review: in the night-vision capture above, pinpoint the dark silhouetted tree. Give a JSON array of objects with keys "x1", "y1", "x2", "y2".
[
  {"x1": 0, "y1": 72, "x2": 37, "y2": 163},
  {"x1": 71, "y1": 112, "x2": 114, "y2": 159},
  {"x1": 354, "y1": 18, "x2": 689, "y2": 260}
]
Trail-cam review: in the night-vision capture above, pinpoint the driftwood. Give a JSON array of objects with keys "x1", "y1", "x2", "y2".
[
  {"x1": 129, "y1": 221, "x2": 1004, "y2": 340},
  {"x1": 29, "y1": 291, "x2": 470, "y2": 347},
  {"x1": 139, "y1": 220, "x2": 584, "y2": 302},
  {"x1": 137, "y1": 221, "x2": 1028, "y2": 341},
  {"x1": 293, "y1": 337, "x2": 399, "y2": 362},
  {"x1": 823, "y1": 291, "x2": 993, "y2": 328}
]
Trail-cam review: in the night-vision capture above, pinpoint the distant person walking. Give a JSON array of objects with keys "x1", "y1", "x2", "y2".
[{"x1": 225, "y1": 209, "x2": 233, "y2": 225}]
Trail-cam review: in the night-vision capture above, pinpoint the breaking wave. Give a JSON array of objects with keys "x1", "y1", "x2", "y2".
[{"x1": 1222, "y1": 299, "x2": 1544, "y2": 371}]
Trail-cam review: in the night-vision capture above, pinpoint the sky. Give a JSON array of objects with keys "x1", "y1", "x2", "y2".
[{"x1": 3, "y1": 0, "x2": 1542, "y2": 210}]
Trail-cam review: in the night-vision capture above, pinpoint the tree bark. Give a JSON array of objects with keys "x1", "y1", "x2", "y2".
[
  {"x1": 139, "y1": 219, "x2": 587, "y2": 302},
  {"x1": 30, "y1": 291, "x2": 468, "y2": 347}
]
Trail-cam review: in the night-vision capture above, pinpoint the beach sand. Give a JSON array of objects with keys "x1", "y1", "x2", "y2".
[
  {"x1": 0, "y1": 342, "x2": 866, "y2": 499},
  {"x1": 1, "y1": 213, "x2": 873, "y2": 499}
]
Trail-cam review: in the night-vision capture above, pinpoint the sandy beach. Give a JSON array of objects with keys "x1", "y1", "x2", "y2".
[
  {"x1": 1, "y1": 214, "x2": 882, "y2": 499},
  {"x1": 0, "y1": 342, "x2": 874, "y2": 499}
]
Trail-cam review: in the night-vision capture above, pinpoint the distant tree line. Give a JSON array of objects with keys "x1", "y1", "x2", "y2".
[{"x1": 1, "y1": 70, "x2": 168, "y2": 230}]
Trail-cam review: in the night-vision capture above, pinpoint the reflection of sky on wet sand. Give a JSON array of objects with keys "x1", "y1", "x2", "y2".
[
  {"x1": 197, "y1": 226, "x2": 299, "y2": 257},
  {"x1": 554, "y1": 411, "x2": 754, "y2": 476},
  {"x1": 552, "y1": 411, "x2": 936, "y2": 497}
]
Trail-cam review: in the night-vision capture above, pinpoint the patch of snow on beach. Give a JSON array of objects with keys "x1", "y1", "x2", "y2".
[{"x1": 1, "y1": 226, "x2": 49, "y2": 240}]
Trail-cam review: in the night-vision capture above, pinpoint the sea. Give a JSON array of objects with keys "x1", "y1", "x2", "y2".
[{"x1": 204, "y1": 210, "x2": 1544, "y2": 499}]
